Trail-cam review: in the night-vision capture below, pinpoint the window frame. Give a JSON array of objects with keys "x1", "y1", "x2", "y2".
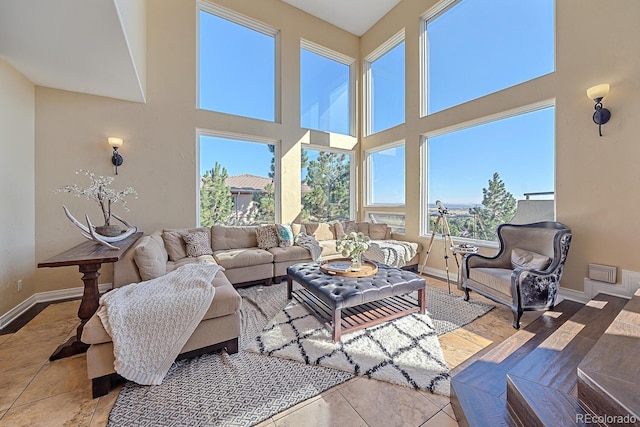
[
  {"x1": 300, "y1": 39, "x2": 357, "y2": 137},
  {"x1": 364, "y1": 140, "x2": 406, "y2": 208},
  {"x1": 419, "y1": 100, "x2": 555, "y2": 246},
  {"x1": 363, "y1": 29, "x2": 405, "y2": 136},
  {"x1": 196, "y1": 128, "x2": 281, "y2": 226},
  {"x1": 197, "y1": 1, "x2": 281, "y2": 122},
  {"x1": 301, "y1": 145, "x2": 357, "y2": 221}
]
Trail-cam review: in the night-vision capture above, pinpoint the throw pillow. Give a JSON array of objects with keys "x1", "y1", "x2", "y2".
[
  {"x1": 276, "y1": 223, "x2": 294, "y2": 248},
  {"x1": 342, "y1": 220, "x2": 357, "y2": 234},
  {"x1": 333, "y1": 221, "x2": 345, "y2": 240},
  {"x1": 511, "y1": 248, "x2": 551, "y2": 271},
  {"x1": 369, "y1": 223, "x2": 388, "y2": 240},
  {"x1": 183, "y1": 231, "x2": 214, "y2": 257},
  {"x1": 162, "y1": 227, "x2": 209, "y2": 261},
  {"x1": 256, "y1": 225, "x2": 279, "y2": 250},
  {"x1": 133, "y1": 237, "x2": 167, "y2": 281}
]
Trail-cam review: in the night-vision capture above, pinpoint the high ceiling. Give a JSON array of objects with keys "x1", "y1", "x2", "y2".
[
  {"x1": 281, "y1": 0, "x2": 401, "y2": 36},
  {"x1": 0, "y1": 0, "x2": 398, "y2": 102}
]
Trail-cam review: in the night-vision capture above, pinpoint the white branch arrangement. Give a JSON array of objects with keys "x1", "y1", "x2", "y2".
[{"x1": 58, "y1": 170, "x2": 138, "y2": 249}]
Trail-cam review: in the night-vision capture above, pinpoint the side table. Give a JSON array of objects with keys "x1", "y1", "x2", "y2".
[
  {"x1": 38, "y1": 232, "x2": 142, "y2": 361},
  {"x1": 451, "y1": 244, "x2": 478, "y2": 291}
]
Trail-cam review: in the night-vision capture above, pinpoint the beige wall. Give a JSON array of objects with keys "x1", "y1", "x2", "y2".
[
  {"x1": 360, "y1": 0, "x2": 640, "y2": 290},
  {"x1": 0, "y1": 58, "x2": 35, "y2": 318},
  {"x1": 31, "y1": 0, "x2": 358, "y2": 297}
]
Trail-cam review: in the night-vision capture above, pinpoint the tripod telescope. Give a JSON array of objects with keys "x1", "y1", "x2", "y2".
[{"x1": 420, "y1": 200, "x2": 459, "y2": 293}]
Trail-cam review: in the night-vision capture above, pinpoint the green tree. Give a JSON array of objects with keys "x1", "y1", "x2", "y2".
[
  {"x1": 200, "y1": 162, "x2": 234, "y2": 226},
  {"x1": 251, "y1": 144, "x2": 277, "y2": 223},
  {"x1": 302, "y1": 151, "x2": 350, "y2": 222},
  {"x1": 468, "y1": 172, "x2": 516, "y2": 240}
]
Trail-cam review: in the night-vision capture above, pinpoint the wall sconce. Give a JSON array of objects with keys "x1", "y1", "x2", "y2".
[
  {"x1": 108, "y1": 137, "x2": 124, "y2": 174},
  {"x1": 587, "y1": 84, "x2": 611, "y2": 137}
]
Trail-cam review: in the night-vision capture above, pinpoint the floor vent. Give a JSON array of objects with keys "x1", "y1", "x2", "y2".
[{"x1": 588, "y1": 263, "x2": 617, "y2": 284}]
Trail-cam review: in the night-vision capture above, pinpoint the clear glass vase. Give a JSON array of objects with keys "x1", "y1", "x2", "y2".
[{"x1": 350, "y1": 253, "x2": 362, "y2": 271}]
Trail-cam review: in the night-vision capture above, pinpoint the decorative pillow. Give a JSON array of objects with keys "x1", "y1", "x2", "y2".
[
  {"x1": 303, "y1": 223, "x2": 335, "y2": 241},
  {"x1": 276, "y1": 223, "x2": 294, "y2": 248},
  {"x1": 511, "y1": 248, "x2": 551, "y2": 271},
  {"x1": 342, "y1": 220, "x2": 357, "y2": 234},
  {"x1": 369, "y1": 223, "x2": 388, "y2": 240},
  {"x1": 133, "y1": 237, "x2": 167, "y2": 281},
  {"x1": 162, "y1": 227, "x2": 210, "y2": 261},
  {"x1": 183, "y1": 231, "x2": 214, "y2": 257},
  {"x1": 333, "y1": 221, "x2": 345, "y2": 240},
  {"x1": 256, "y1": 225, "x2": 279, "y2": 250}
]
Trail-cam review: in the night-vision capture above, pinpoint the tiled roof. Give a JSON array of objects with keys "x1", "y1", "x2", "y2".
[{"x1": 226, "y1": 174, "x2": 272, "y2": 193}]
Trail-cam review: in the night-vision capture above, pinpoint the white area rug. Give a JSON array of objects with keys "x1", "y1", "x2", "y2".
[
  {"x1": 247, "y1": 300, "x2": 452, "y2": 395},
  {"x1": 246, "y1": 287, "x2": 494, "y2": 396}
]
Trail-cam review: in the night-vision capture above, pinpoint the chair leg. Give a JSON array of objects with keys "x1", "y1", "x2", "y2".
[
  {"x1": 463, "y1": 288, "x2": 470, "y2": 301},
  {"x1": 512, "y1": 307, "x2": 523, "y2": 330}
]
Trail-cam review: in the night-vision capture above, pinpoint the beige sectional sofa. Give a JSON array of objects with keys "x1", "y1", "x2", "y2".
[{"x1": 82, "y1": 221, "x2": 420, "y2": 397}]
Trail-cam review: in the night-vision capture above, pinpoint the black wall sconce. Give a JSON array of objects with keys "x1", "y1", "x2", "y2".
[
  {"x1": 587, "y1": 84, "x2": 611, "y2": 137},
  {"x1": 108, "y1": 137, "x2": 124, "y2": 174}
]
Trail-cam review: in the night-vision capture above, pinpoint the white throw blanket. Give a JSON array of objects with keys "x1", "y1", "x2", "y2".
[
  {"x1": 97, "y1": 263, "x2": 222, "y2": 385},
  {"x1": 365, "y1": 240, "x2": 418, "y2": 268},
  {"x1": 295, "y1": 232, "x2": 322, "y2": 261}
]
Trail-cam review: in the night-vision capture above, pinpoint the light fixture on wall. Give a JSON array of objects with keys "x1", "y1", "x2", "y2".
[
  {"x1": 586, "y1": 84, "x2": 611, "y2": 137},
  {"x1": 108, "y1": 137, "x2": 124, "y2": 174}
]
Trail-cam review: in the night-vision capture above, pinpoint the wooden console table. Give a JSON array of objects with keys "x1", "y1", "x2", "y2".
[{"x1": 38, "y1": 232, "x2": 142, "y2": 361}]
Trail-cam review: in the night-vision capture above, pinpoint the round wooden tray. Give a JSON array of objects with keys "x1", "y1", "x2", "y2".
[{"x1": 320, "y1": 258, "x2": 378, "y2": 278}]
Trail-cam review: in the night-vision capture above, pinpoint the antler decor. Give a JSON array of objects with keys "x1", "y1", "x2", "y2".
[
  {"x1": 58, "y1": 170, "x2": 138, "y2": 250},
  {"x1": 62, "y1": 206, "x2": 137, "y2": 249}
]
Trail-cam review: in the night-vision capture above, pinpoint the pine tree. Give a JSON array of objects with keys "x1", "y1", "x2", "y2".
[
  {"x1": 200, "y1": 162, "x2": 234, "y2": 226},
  {"x1": 468, "y1": 172, "x2": 516, "y2": 240},
  {"x1": 302, "y1": 151, "x2": 350, "y2": 222}
]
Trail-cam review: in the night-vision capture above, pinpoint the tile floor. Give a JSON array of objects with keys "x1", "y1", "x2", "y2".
[{"x1": 0, "y1": 276, "x2": 543, "y2": 426}]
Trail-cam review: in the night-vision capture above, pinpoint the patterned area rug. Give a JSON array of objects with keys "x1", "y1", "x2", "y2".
[
  {"x1": 246, "y1": 288, "x2": 493, "y2": 396},
  {"x1": 108, "y1": 284, "x2": 352, "y2": 427},
  {"x1": 108, "y1": 283, "x2": 493, "y2": 426}
]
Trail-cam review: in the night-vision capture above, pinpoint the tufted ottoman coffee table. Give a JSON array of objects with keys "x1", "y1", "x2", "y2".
[{"x1": 287, "y1": 262, "x2": 426, "y2": 341}]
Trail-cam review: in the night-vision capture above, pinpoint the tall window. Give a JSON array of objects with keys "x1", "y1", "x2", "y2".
[
  {"x1": 199, "y1": 133, "x2": 277, "y2": 226},
  {"x1": 423, "y1": 106, "x2": 555, "y2": 242},
  {"x1": 424, "y1": 0, "x2": 554, "y2": 114},
  {"x1": 300, "y1": 41, "x2": 353, "y2": 135},
  {"x1": 300, "y1": 148, "x2": 352, "y2": 222},
  {"x1": 199, "y1": 4, "x2": 277, "y2": 121},
  {"x1": 365, "y1": 35, "x2": 405, "y2": 134},
  {"x1": 366, "y1": 143, "x2": 405, "y2": 206}
]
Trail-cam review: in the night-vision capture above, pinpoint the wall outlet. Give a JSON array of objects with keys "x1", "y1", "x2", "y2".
[{"x1": 16, "y1": 279, "x2": 22, "y2": 292}]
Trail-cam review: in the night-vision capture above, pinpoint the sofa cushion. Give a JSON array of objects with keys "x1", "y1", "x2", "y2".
[
  {"x1": 319, "y1": 240, "x2": 340, "y2": 257},
  {"x1": 183, "y1": 231, "x2": 214, "y2": 257},
  {"x1": 291, "y1": 223, "x2": 304, "y2": 237},
  {"x1": 369, "y1": 223, "x2": 388, "y2": 240},
  {"x1": 211, "y1": 225, "x2": 259, "y2": 251},
  {"x1": 303, "y1": 222, "x2": 335, "y2": 241},
  {"x1": 167, "y1": 255, "x2": 216, "y2": 273},
  {"x1": 256, "y1": 225, "x2": 279, "y2": 250},
  {"x1": 343, "y1": 220, "x2": 357, "y2": 234},
  {"x1": 356, "y1": 222, "x2": 369, "y2": 235},
  {"x1": 133, "y1": 236, "x2": 167, "y2": 281},
  {"x1": 511, "y1": 248, "x2": 551, "y2": 271},
  {"x1": 268, "y1": 245, "x2": 312, "y2": 263},
  {"x1": 213, "y1": 248, "x2": 273, "y2": 269},
  {"x1": 333, "y1": 221, "x2": 345, "y2": 240},
  {"x1": 162, "y1": 227, "x2": 210, "y2": 261}
]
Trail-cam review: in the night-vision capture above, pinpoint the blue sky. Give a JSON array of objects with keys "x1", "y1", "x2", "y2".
[{"x1": 198, "y1": 0, "x2": 555, "y2": 205}]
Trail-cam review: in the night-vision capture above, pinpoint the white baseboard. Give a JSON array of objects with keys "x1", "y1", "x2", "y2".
[{"x1": 0, "y1": 283, "x2": 112, "y2": 330}]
